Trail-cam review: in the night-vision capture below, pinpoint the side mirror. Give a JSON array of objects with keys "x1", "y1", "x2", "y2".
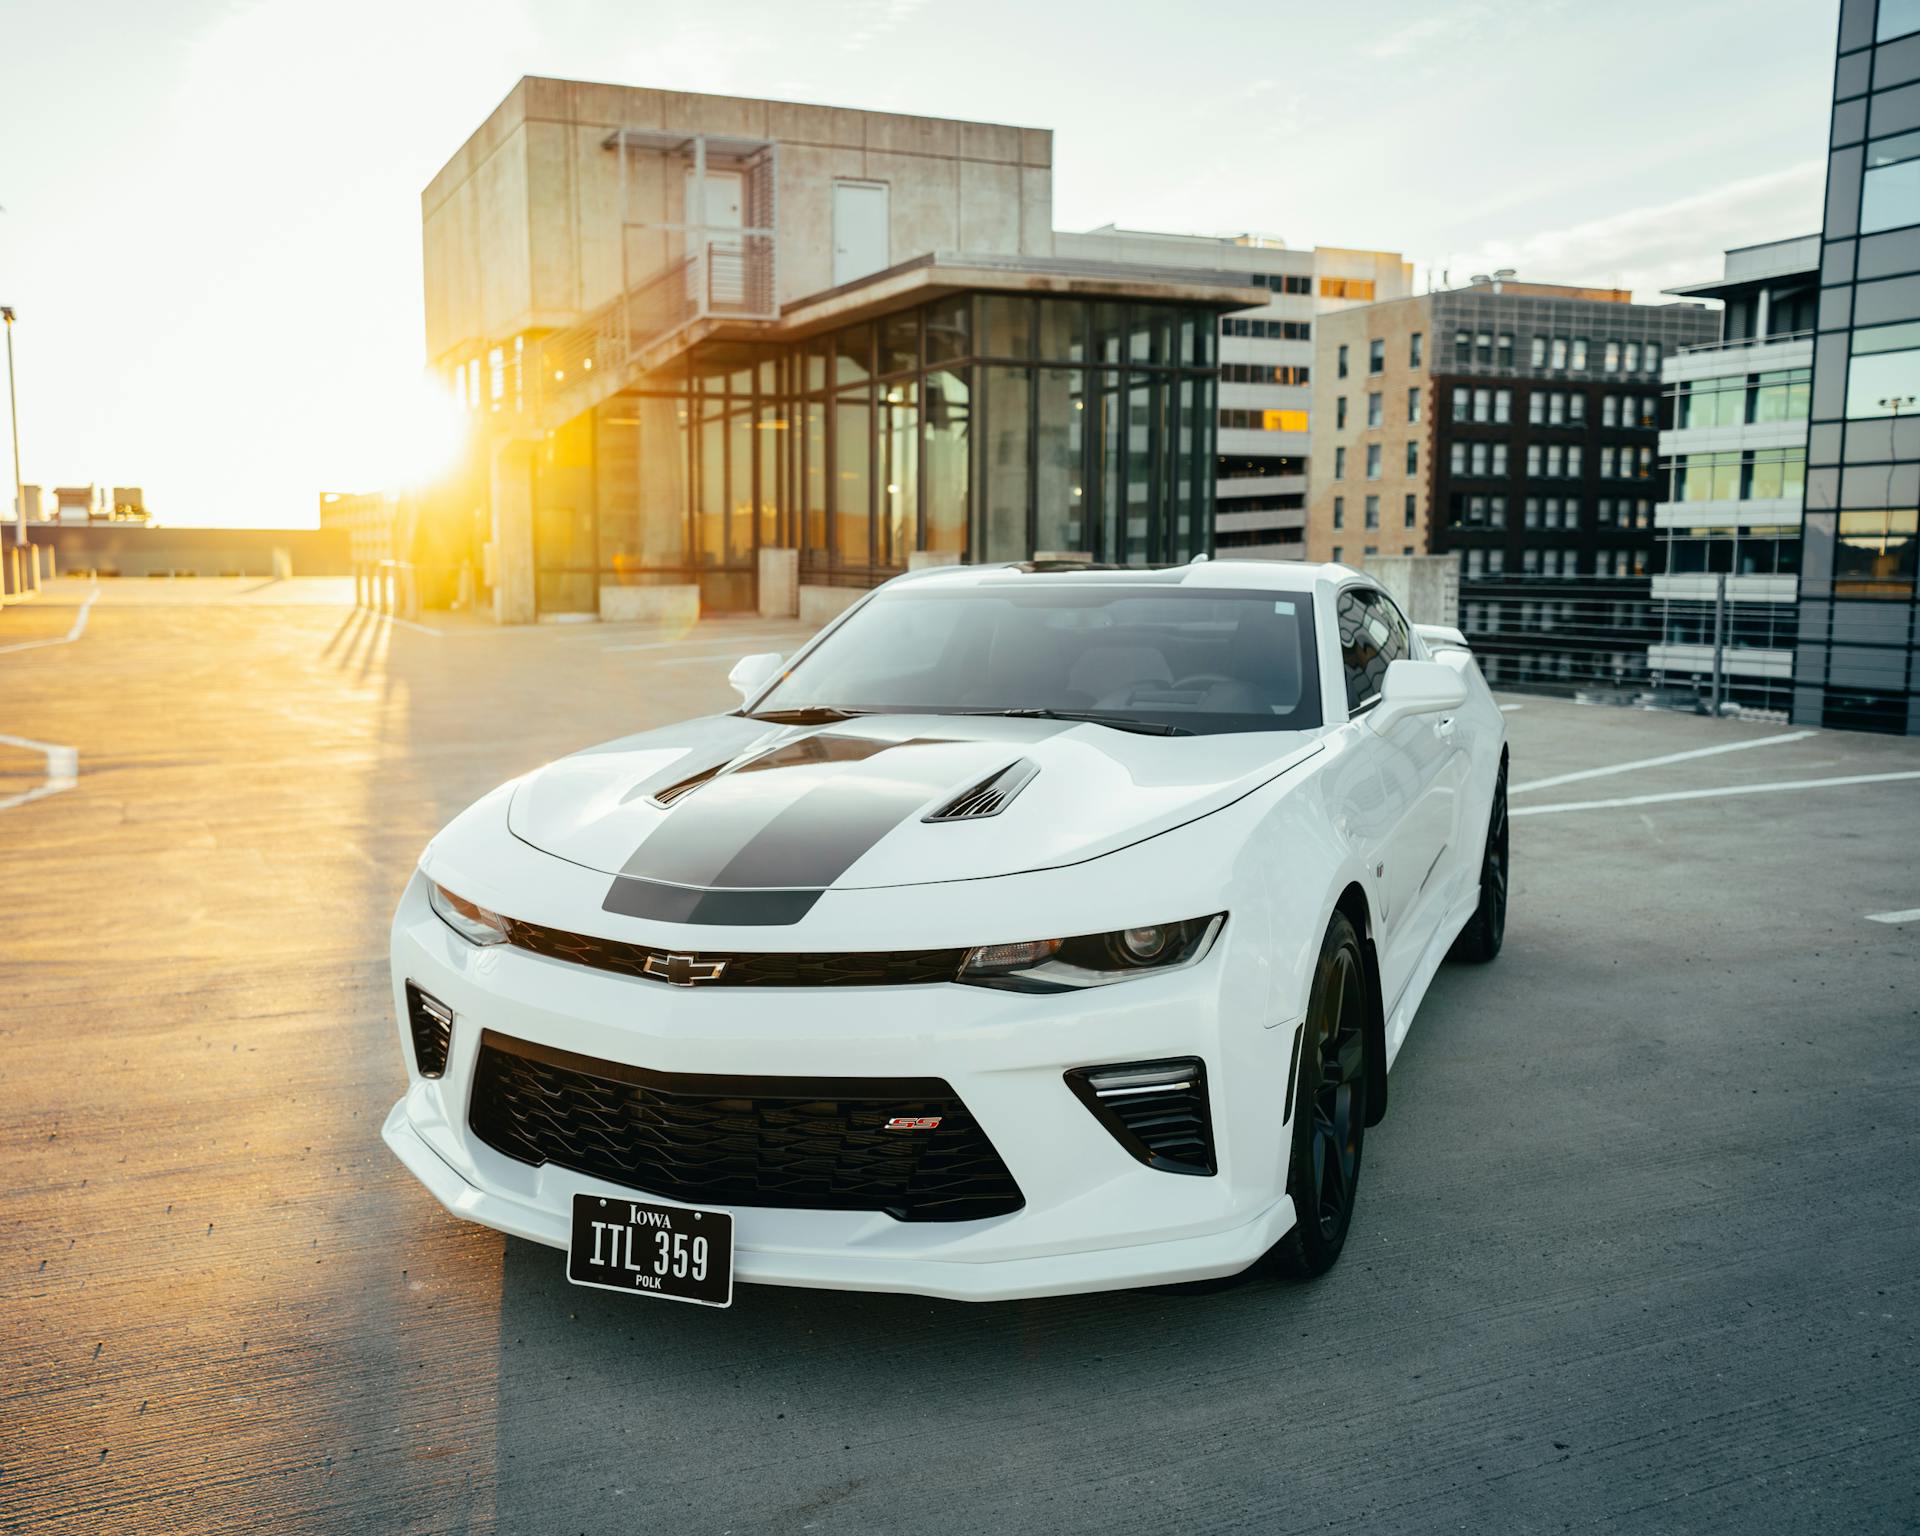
[
  {"x1": 1368, "y1": 658, "x2": 1469, "y2": 735},
  {"x1": 727, "y1": 651, "x2": 784, "y2": 702}
]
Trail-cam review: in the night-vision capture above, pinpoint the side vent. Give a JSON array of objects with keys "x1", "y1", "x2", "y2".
[
  {"x1": 923, "y1": 759, "x2": 1039, "y2": 822},
  {"x1": 405, "y1": 982, "x2": 454, "y2": 1079},
  {"x1": 1064, "y1": 1058, "x2": 1215, "y2": 1176}
]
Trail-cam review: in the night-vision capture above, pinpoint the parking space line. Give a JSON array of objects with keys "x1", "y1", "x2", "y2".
[
  {"x1": 1512, "y1": 768, "x2": 1920, "y2": 818},
  {"x1": 604, "y1": 631, "x2": 801, "y2": 655},
  {"x1": 1512, "y1": 729, "x2": 1815, "y2": 795},
  {"x1": 1864, "y1": 907, "x2": 1920, "y2": 925},
  {"x1": 0, "y1": 733, "x2": 80, "y2": 812},
  {"x1": 0, "y1": 579, "x2": 100, "y2": 654}
]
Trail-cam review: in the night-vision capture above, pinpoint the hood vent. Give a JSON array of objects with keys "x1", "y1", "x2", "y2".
[
  {"x1": 649, "y1": 759, "x2": 728, "y2": 809},
  {"x1": 923, "y1": 759, "x2": 1039, "y2": 822}
]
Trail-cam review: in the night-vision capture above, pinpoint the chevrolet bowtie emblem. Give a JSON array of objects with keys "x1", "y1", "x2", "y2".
[{"x1": 644, "y1": 952, "x2": 728, "y2": 986}]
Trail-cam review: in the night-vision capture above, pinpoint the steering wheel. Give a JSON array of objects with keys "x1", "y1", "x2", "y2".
[{"x1": 1168, "y1": 673, "x2": 1238, "y2": 691}]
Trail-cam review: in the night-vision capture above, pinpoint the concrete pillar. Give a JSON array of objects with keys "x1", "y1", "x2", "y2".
[
  {"x1": 757, "y1": 547, "x2": 799, "y2": 618},
  {"x1": 491, "y1": 439, "x2": 538, "y2": 625},
  {"x1": 1367, "y1": 554, "x2": 1460, "y2": 627}
]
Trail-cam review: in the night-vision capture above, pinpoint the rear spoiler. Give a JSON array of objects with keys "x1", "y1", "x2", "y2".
[{"x1": 1416, "y1": 623, "x2": 1471, "y2": 653}]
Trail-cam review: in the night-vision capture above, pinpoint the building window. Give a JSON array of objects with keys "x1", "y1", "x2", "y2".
[
  {"x1": 1497, "y1": 332, "x2": 1514, "y2": 368},
  {"x1": 1566, "y1": 444, "x2": 1582, "y2": 477},
  {"x1": 1338, "y1": 344, "x2": 1350, "y2": 379},
  {"x1": 1219, "y1": 408, "x2": 1309, "y2": 430},
  {"x1": 1405, "y1": 440, "x2": 1418, "y2": 474},
  {"x1": 1572, "y1": 336, "x2": 1589, "y2": 371},
  {"x1": 1473, "y1": 387, "x2": 1491, "y2": 422},
  {"x1": 1333, "y1": 496, "x2": 1345, "y2": 529},
  {"x1": 1332, "y1": 545, "x2": 1344, "y2": 562},
  {"x1": 1527, "y1": 444, "x2": 1541, "y2": 476},
  {"x1": 1602, "y1": 396, "x2": 1618, "y2": 428},
  {"x1": 1528, "y1": 392, "x2": 1545, "y2": 426},
  {"x1": 1219, "y1": 363, "x2": 1312, "y2": 384},
  {"x1": 1624, "y1": 341, "x2": 1641, "y2": 372},
  {"x1": 1366, "y1": 443, "x2": 1382, "y2": 478},
  {"x1": 1365, "y1": 495, "x2": 1380, "y2": 529},
  {"x1": 1494, "y1": 388, "x2": 1512, "y2": 423},
  {"x1": 1410, "y1": 332, "x2": 1423, "y2": 367},
  {"x1": 1408, "y1": 386, "x2": 1422, "y2": 423},
  {"x1": 1645, "y1": 342, "x2": 1661, "y2": 370},
  {"x1": 1834, "y1": 510, "x2": 1917, "y2": 596},
  {"x1": 1861, "y1": 147, "x2": 1920, "y2": 235},
  {"x1": 1476, "y1": 331, "x2": 1493, "y2": 365},
  {"x1": 1845, "y1": 321, "x2": 1920, "y2": 416},
  {"x1": 1530, "y1": 335, "x2": 1547, "y2": 368},
  {"x1": 1321, "y1": 277, "x2": 1375, "y2": 301},
  {"x1": 1604, "y1": 340, "x2": 1620, "y2": 374},
  {"x1": 1550, "y1": 336, "x2": 1568, "y2": 370},
  {"x1": 1368, "y1": 339, "x2": 1385, "y2": 375},
  {"x1": 1404, "y1": 493, "x2": 1416, "y2": 528},
  {"x1": 1450, "y1": 441, "x2": 1465, "y2": 474},
  {"x1": 1335, "y1": 446, "x2": 1346, "y2": 478},
  {"x1": 1492, "y1": 442, "x2": 1509, "y2": 475},
  {"x1": 1455, "y1": 330, "x2": 1472, "y2": 366},
  {"x1": 1367, "y1": 391, "x2": 1383, "y2": 427},
  {"x1": 1337, "y1": 396, "x2": 1348, "y2": 430}
]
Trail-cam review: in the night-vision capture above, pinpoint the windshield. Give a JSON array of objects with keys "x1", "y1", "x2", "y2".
[{"x1": 752, "y1": 582, "x2": 1323, "y2": 734}]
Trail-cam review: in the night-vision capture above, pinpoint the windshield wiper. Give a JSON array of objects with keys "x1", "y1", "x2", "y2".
[
  {"x1": 743, "y1": 705, "x2": 869, "y2": 724},
  {"x1": 970, "y1": 708, "x2": 1192, "y2": 737}
]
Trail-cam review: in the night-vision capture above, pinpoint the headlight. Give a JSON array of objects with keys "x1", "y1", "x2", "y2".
[
  {"x1": 957, "y1": 914, "x2": 1224, "y2": 993},
  {"x1": 428, "y1": 881, "x2": 511, "y2": 946}
]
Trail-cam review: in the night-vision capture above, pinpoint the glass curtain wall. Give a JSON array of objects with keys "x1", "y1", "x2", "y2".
[{"x1": 559, "y1": 293, "x2": 1218, "y2": 614}]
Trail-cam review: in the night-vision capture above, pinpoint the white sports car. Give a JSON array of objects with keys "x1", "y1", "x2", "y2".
[{"x1": 383, "y1": 559, "x2": 1507, "y2": 1305}]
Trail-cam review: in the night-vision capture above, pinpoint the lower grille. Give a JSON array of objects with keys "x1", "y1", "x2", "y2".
[
  {"x1": 1065, "y1": 1058, "x2": 1215, "y2": 1176},
  {"x1": 405, "y1": 982, "x2": 453, "y2": 1078},
  {"x1": 468, "y1": 1031, "x2": 1025, "y2": 1222}
]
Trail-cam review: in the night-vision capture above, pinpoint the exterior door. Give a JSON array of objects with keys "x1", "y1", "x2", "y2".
[
  {"x1": 1336, "y1": 588, "x2": 1455, "y2": 1005},
  {"x1": 685, "y1": 168, "x2": 745, "y2": 309},
  {"x1": 833, "y1": 181, "x2": 889, "y2": 287}
]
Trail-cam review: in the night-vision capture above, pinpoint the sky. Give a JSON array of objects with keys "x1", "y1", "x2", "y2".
[{"x1": 0, "y1": 0, "x2": 1836, "y2": 529}]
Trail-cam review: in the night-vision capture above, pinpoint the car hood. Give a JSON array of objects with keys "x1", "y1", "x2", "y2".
[{"x1": 507, "y1": 712, "x2": 1319, "y2": 903}]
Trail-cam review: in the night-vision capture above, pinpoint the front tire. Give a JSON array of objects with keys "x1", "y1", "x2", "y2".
[
  {"x1": 1271, "y1": 911, "x2": 1369, "y2": 1280},
  {"x1": 1449, "y1": 753, "x2": 1509, "y2": 964}
]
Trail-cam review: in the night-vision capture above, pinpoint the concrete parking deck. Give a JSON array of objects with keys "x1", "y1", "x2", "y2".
[{"x1": 2, "y1": 579, "x2": 1916, "y2": 1534}]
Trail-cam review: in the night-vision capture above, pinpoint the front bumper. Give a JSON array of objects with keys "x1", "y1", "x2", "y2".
[{"x1": 383, "y1": 872, "x2": 1301, "y2": 1302}]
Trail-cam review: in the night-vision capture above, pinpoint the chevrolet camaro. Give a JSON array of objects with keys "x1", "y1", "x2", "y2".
[{"x1": 383, "y1": 559, "x2": 1508, "y2": 1306}]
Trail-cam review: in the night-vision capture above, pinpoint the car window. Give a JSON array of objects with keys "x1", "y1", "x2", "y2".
[
  {"x1": 753, "y1": 583, "x2": 1324, "y2": 734},
  {"x1": 1336, "y1": 589, "x2": 1407, "y2": 714}
]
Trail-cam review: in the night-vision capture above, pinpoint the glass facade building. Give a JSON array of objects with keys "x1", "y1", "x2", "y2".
[
  {"x1": 539, "y1": 293, "x2": 1222, "y2": 614},
  {"x1": 1802, "y1": 0, "x2": 1920, "y2": 732}
]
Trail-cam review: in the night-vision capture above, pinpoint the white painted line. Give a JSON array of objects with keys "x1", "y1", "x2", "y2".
[
  {"x1": 1864, "y1": 907, "x2": 1920, "y2": 925},
  {"x1": 1512, "y1": 768, "x2": 1920, "y2": 818},
  {"x1": 0, "y1": 733, "x2": 79, "y2": 812},
  {"x1": 1511, "y1": 730, "x2": 1815, "y2": 795},
  {"x1": 1499, "y1": 703, "x2": 1524, "y2": 712},
  {"x1": 656, "y1": 650, "x2": 768, "y2": 666},
  {"x1": 604, "y1": 631, "x2": 799, "y2": 655},
  {"x1": 0, "y1": 579, "x2": 100, "y2": 654}
]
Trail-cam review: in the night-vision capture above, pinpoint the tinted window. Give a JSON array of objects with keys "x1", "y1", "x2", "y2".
[
  {"x1": 1336, "y1": 589, "x2": 1409, "y2": 713},
  {"x1": 754, "y1": 583, "x2": 1323, "y2": 734}
]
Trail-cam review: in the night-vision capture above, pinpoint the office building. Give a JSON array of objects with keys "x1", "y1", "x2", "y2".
[
  {"x1": 1649, "y1": 238, "x2": 1816, "y2": 715},
  {"x1": 421, "y1": 79, "x2": 1273, "y2": 622},
  {"x1": 1056, "y1": 228, "x2": 1413, "y2": 558},
  {"x1": 1800, "y1": 0, "x2": 1920, "y2": 733},
  {"x1": 1306, "y1": 278, "x2": 1717, "y2": 687}
]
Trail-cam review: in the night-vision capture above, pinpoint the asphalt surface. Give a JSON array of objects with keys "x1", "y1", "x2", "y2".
[{"x1": 2, "y1": 578, "x2": 1916, "y2": 1535}]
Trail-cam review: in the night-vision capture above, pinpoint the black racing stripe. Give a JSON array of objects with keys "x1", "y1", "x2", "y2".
[
  {"x1": 619, "y1": 733, "x2": 951, "y2": 890},
  {"x1": 601, "y1": 878, "x2": 822, "y2": 926}
]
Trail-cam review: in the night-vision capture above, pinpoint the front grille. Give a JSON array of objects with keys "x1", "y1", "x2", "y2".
[
  {"x1": 405, "y1": 982, "x2": 453, "y2": 1078},
  {"x1": 502, "y1": 916, "x2": 967, "y2": 987},
  {"x1": 469, "y1": 1031, "x2": 1025, "y2": 1222},
  {"x1": 1065, "y1": 1058, "x2": 1215, "y2": 1176}
]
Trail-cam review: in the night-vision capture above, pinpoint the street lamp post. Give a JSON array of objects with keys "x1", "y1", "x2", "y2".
[{"x1": 2, "y1": 306, "x2": 24, "y2": 551}]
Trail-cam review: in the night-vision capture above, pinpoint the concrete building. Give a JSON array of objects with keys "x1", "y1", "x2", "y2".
[
  {"x1": 24, "y1": 524, "x2": 349, "y2": 578},
  {"x1": 421, "y1": 79, "x2": 1272, "y2": 622},
  {"x1": 1305, "y1": 279, "x2": 1717, "y2": 689},
  {"x1": 1649, "y1": 238, "x2": 1817, "y2": 715},
  {"x1": 1799, "y1": 0, "x2": 1920, "y2": 734},
  {"x1": 1054, "y1": 228, "x2": 1413, "y2": 559}
]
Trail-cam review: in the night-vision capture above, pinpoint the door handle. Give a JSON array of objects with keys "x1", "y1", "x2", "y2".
[{"x1": 1435, "y1": 717, "x2": 1457, "y2": 740}]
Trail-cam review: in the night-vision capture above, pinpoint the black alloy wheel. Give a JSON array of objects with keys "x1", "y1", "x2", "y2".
[
  {"x1": 1450, "y1": 754, "x2": 1509, "y2": 964},
  {"x1": 1272, "y1": 910, "x2": 1369, "y2": 1279}
]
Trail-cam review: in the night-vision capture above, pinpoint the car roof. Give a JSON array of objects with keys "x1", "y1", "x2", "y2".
[{"x1": 889, "y1": 558, "x2": 1367, "y2": 596}]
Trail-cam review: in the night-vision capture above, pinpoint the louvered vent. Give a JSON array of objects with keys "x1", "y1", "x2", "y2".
[
  {"x1": 923, "y1": 759, "x2": 1039, "y2": 822},
  {"x1": 649, "y1": 759, "x2": 728, "y2": 808}
]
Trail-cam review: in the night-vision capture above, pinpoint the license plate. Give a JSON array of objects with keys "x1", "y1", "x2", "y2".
[{"x1": 566, "y1": 1192, "x2": 734, "y2": 1308}]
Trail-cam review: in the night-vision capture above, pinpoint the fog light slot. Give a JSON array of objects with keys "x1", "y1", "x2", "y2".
[
  {"x1": 406, "y1": 982, "x2": 454, "y2": 1079},
  {"x1": 1064, "y1": 1056, "x2": 1215, "y2": 1176}
]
